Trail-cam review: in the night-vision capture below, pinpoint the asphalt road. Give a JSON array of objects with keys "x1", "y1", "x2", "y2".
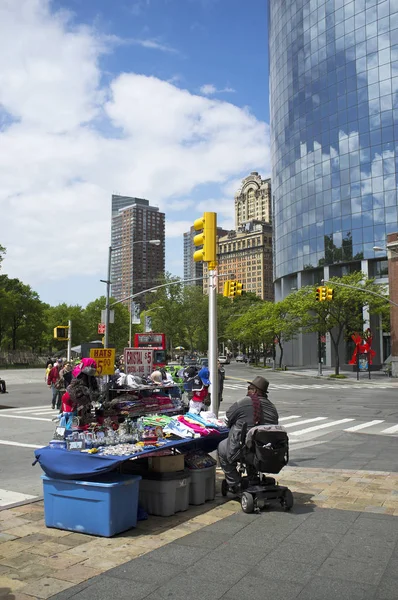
[{"x1": 1, "y1": 365, "x2": 398, "y2": 508}]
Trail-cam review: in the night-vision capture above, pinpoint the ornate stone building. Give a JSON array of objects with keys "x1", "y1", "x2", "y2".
[
  {"x1": 235, "y1": 172, "x2": 272, "y2": 228},
  {"x1": 203, "y1": 173, "x2": 274, "y2": 301}
]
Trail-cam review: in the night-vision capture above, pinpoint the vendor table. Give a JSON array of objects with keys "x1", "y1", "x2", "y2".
[{"x1": 33, "y1": 432, "x2": 228, "y2": 480}]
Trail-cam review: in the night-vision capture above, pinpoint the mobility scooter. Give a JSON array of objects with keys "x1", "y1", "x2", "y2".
[{"x1": 221, "y1": 423, "x2": 294, "y2": 514}]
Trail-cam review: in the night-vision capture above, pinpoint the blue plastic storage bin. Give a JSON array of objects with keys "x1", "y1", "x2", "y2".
[{"x1": 42, "y1": 473, "x2": 141, "y2": 537}]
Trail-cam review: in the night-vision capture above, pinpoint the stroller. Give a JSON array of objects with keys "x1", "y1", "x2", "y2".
[{"x1": 221, "y1": 423, "x2": 293, "y2": 514}]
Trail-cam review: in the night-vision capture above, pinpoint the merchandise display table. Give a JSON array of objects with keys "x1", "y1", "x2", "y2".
[{"x1": 34, "y1": 432, "x2": 228, "y2": 480}]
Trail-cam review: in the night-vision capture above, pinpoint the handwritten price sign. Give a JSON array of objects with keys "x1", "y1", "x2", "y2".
[
  {"x1": 89, "y1": 348, "x2": 116, "y2": 376},
  {"x1": 124, "y1": 348, "x2": 153, "y2": 376}
]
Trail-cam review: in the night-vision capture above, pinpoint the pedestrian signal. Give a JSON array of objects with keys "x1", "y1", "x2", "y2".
[{"x1": 54, "y1": 326, "x2": 69, "y2": 340}]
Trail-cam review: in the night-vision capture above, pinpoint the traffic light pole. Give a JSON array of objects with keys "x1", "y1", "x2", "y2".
[
  {"x1": 317, "y1": 329, "x2": 323, "y2": 376},
  {"x1": 67, "y1": 320, "x2": 72, "y2": 362},
  {"x1": 208, "y1": 265, "x2": 219, "y2": 416}
]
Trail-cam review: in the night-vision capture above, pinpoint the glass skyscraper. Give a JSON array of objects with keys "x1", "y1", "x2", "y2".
[{"x1": 269, "y1": 0, "x2": 397, "y2": 365}]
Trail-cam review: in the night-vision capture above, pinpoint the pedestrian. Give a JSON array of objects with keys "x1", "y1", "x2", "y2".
[
  {"x1": 45, "y1": 362, "x2": 53, "y2": 383},
  {"x1": 0, "y1": 376, "x2": 8, "y2": 394},
  {"x1": 218, "y1": 376, "x2": 279, "y2": 493},
  {"x1": 218, "y1": 360, "x2": 225, "y2": 404},
  {"x1": 47, "y1": 359, "x2": 64, "y2": 409},
  {"x1": 60, "y1": 362, "x2": 73, "y2": 388}
]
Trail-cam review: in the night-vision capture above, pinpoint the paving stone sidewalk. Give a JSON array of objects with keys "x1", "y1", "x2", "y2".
[{"x1": 0, "y1": 467, "x2": 397, "y2": 599}]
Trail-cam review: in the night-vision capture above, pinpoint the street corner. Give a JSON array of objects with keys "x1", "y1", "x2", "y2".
[{"x1": 277, "y1": 466, "x2": 398, "y2": 515}]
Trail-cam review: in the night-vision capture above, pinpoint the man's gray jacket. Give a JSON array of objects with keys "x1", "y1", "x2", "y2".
[{"x1": 224, "y1": 395, "x2": 279, "y2": 461}]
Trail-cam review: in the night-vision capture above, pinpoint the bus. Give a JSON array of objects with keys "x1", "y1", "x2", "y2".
[{"x1": 133, "y1": 332, "x2": 167, "y2": 368}]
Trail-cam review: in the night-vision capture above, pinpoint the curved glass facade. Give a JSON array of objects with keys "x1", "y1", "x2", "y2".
[{"x1": 269, "y1": 0, "x2": 398, "y2": 281}]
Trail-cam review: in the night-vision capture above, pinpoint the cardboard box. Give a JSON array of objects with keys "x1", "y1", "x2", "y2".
[{"x1": 148, "y1": 453, "x2": 185, "y2": 473}]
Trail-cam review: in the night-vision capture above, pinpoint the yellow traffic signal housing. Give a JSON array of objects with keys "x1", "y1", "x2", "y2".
[
  {"x1": 326, "y1": 287, "x2": 334, "y2": 301},
  {"x1": 315, "y1": 287, "x2": 322, "y2": 302},
  {"x1": 321, "y1": 286, "x2": 327, "y2": 301},
  {"x1": 235, "y1": 282, "x2": 244, "y2": 296},
  {"x1": 193, "y1": 212, "x2": 217, "y2": 263},
  {"x1": 223, "y1": 280, "x2": 231, "y2": 297},
  {"x1": 54, "y1": 326, "x2": 69, "y2": 340},
  {"x1": 229, "y1": 281, "x2": 237, "y2": 297}
]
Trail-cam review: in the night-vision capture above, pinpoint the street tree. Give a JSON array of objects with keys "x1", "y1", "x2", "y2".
[{"x1": 288, "y1": 272, "x2": 388, "y2": 375}]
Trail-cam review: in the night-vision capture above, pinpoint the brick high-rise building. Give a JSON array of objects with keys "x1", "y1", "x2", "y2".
[{"x1": 111, "y1": 195, "x2": 165, "y2": 307}]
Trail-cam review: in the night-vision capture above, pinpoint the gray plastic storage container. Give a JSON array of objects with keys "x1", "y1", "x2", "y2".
[
  {"x1": 188, "y1": 465, "x2": 216, "y2": 505},
  {"x1": 139, "y1": 469, "x2": 191, "y2": 517}
]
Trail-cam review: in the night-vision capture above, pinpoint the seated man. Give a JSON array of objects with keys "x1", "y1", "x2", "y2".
[
  {"x1": 0, "y1": 377, "x2": 7, "y2": 393},
  {"x1": 218, "y1": 376, "x2": 278, "y2": 492}
]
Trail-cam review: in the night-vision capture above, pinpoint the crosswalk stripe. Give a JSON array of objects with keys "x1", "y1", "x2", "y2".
[
  {"x1": 4, "y1": 405, "x2": 51, "y2": 412},
  {"x1": 380, "y1": 424, "x2": 398, "y2": 434},
  {"x1": 279, "y1": 415, "x2": 301, "y2": 421},
  {"x1": 0, "y1": 439, "x2": 45, "y2": 449},
  {"x1": 344, "y1": 420, "x2": 385, "y2": 432},
  {"x1": 284, "y1": 417, "x2": 327, "y2": 428},
  {"x1": 290, "y1": 418, "x2": 355, "y2": 436},
  {"x1": 0, "y1": 488, "x2": 37, "y2": 507},
  {"x1": 0, "y1": 414, "x2": 53, "y2": 422}
]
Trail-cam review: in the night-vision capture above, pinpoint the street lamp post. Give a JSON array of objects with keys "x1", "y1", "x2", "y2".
[{"x1": 102, "y1": 239, "x2": 161, "y2": 349}]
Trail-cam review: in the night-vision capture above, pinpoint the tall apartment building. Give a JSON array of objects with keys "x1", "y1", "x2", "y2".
[
  {"x1": 269, "y1": 0, "x2": 398, "y2": 366},
  {"x1": 183, "y1": 225, "x2": 230, "y2": 286},
  {"x1": 235, "y1": 172, "x2": 272, "y2": 227},
  {"x1": 111, "y1": 195, "x2": 165, "y2": 306}
]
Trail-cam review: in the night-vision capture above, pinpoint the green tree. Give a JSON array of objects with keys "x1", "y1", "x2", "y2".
[
  {"x1": 84, "y1": 297, "x2": 130, "y2": 353},
  {"x1": 290, "y1": 272, "x2": 388, "y2": 375},
  {"x1": 0, "y1": 275, "x2": 46, "y2": 351}
]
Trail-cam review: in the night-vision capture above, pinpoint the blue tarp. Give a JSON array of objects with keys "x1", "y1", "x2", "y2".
[{"x1": 33, "y1": 433, "x2": 228, "y2": 480}]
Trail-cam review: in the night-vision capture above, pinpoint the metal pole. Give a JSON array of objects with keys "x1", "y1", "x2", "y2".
[
  {"x1": 67, "y1": 320, "x2": 72, "y2": 362},
  {"x1": 318, "y1": 330, "x2": 323, "y2": 376},
  {"x1": 128, "y1": 298, "x2": 132, "y2": 348},
  {"x1": 208, "y1": 266, "x2": 218, "y2": 416},
  {"x1": 104, "y1": 246, "x2": 112, "y2": 348}
]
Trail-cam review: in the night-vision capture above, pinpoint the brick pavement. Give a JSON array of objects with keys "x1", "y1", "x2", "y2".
[{"x1": 0, "y1": 467, "x2": 397, "y2": 599}]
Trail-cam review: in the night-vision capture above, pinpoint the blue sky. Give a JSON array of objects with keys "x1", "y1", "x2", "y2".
[{"x1": 0, "y1": 0, "x2": 270, "y2": 307}]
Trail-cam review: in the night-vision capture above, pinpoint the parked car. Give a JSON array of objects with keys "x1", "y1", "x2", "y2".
[
  {"x1": 218, "y1": 355, "x2": 230, "y2": 365},
  {"x1": 199, "y1": 357, "x2": 208, "y2": 367},
  {"x1": 236, "y1": 354, "x2": 247, "y2": 363}
]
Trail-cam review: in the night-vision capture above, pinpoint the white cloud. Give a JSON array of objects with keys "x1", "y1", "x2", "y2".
[
  {"x1": 200, "y1": 83, "x2": 236, "y2": 95},
  {"x1": 0, "y1": 0, "x2": 269, "y2": 304},
  {"x1": 128, "y1": 38, "x2": 179, "y2": 53},
  {"x1": 166, "y1": 221, "x2": 195, "y2": 237}
]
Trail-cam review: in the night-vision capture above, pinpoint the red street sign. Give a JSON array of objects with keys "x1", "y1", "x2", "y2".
[{"x1": 98, "y1": 323, "x2": 105, "y2": 334}]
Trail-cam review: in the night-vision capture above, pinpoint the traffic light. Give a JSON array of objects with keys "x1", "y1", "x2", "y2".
[
  {"x1": 316, "y1": 287, "x2": 322, "y2": 302},
  {"x1": 223, "y1": 281, "x2": 231, "y2": 297},
  {"x1": 193, "y1": 212, "x2": 217, "y2": 264},
  {"x1": 54, "y1": 326, "x2": 69, "y2": 340},
  {"x1": 321, "y1": 286, "x2": 327, "y2": 301},
  {"x1": 235, "y1": 282, "x2": 244, "y2": 296},
  {"x1": 326, "y1": 287, "x2": 334, "y2": 301},
  {"x1": 229, "y1": 281, "x2": 237, "y2": 297}
]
